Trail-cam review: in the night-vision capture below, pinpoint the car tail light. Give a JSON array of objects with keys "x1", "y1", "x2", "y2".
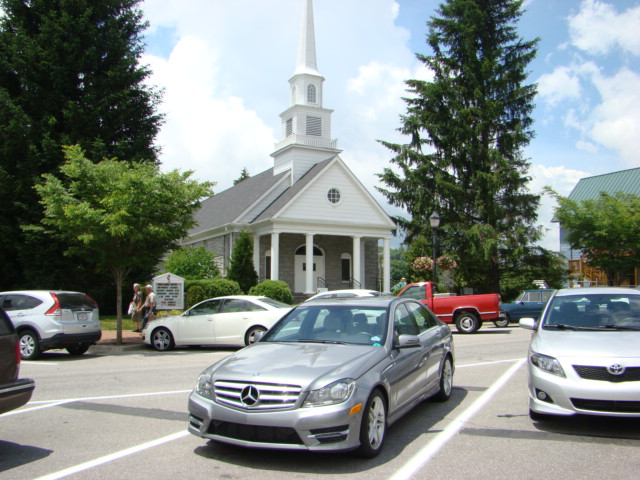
[
  {"x1": 15, "y1": 341, "x2": 21, "y2": 365},
  {"x1": 44, "y1": 292, "x2": 62, "y2": 316},
  {"x1": 86, "y1": 295, "x2": 98, "y2": 309}
]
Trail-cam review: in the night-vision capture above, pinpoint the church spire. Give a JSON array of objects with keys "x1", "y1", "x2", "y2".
[
  {"x1": 295, "y1": 0, "x2": 319, "y2": 76},
  {"x1": 272, "y1": 0, "x2": 340, "y2": 182}
]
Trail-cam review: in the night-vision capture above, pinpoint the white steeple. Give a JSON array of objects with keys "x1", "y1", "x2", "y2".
[
  {"x1": 272, "y1": 0, "x2": 340, "y2": 182},
  {"x1": 295, "y1": 0, "x2": 319, "y2": 76}
]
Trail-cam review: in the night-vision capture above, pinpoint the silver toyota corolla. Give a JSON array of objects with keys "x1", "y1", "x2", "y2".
[
  {"x1": 188, "y1": 296, "x2": 454, "y2": 457},
  {"x1": 520, "y1": 287, "x2": 640, "y2": 420}
]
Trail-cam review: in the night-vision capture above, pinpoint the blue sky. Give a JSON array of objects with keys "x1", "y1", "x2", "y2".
[{"x1": 141, "y1": 0, "x2": 640, "y2": 250}]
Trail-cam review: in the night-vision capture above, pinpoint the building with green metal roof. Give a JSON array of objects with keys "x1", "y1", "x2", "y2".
[{"x1": 560, "y1": 167, "x2": 640, "y2": 285}]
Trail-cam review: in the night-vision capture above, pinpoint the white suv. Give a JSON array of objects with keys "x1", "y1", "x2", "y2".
[{"x1": 0, "y1": 291, "x2": 102, "y2": 360}]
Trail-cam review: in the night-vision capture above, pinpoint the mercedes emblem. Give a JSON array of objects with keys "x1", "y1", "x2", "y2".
[{"x1": 240, "y1": 385, "x2": 260, "y2": 406}]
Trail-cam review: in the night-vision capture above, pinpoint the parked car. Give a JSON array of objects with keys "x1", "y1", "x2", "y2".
[
  {"x1": 398, "y1": 281, "x2": 501, "y2": 333},
  {"x1": 499, "y1": 288, "x2": 555, "y2": 325},
  {"x1": 0, "y1": 291, "x2": 101, "y2": 360},
  {"x1": 188, "y1": 296, "x2": 455, "y2": 457},
  {"x1": 143, "y1": 295, "x2": 292, "y2": 351},
  {"x1": 0, "y1": 306, "x2": 35, "y2": 414},
  {"x1": 304, "y1": 289, "x2": 383, "y2": 302},
  {"x1": 520, "y1": 287, "x2": 640, "y2": 420}
]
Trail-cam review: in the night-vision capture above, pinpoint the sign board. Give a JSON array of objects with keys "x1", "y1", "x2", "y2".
[{"x1": 152, "y1": 273, "x2": 185, "y2": 310}]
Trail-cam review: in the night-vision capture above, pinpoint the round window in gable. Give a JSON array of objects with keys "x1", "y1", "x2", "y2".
[{"x1": 327, "y1": 188, "x2": 341, "y2": 205}]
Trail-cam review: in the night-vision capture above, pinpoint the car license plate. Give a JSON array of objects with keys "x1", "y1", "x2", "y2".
[{"x1": 78, "y1": 312, "x2": 89, "y2": 322}]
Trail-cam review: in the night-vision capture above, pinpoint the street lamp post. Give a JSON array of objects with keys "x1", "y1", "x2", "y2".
[{"x1": 429, "y1": 211, "x2": 441, "y2": 289}]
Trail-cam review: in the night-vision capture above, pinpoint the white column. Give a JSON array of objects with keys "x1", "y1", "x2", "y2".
[
  {"x1": 253, "y1": 234, "x2": 260, "y2": 279},
  {"x1": 383, "y1": 237, "x2": 391, "y2": 293},
  {"x1": 305, "y1": 233, "x2": 314, "y2": 294},
  {"x1": 271, "y1": 233, "x2": 280, "y2": 281},
  {"x1": 352, "y1": 236, "x2": 362, "y2": 288}
]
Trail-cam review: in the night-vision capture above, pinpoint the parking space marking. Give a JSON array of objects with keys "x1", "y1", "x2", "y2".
[
  {"x1": 33, "y1": 430, "x2": 189, "y2": 480},
  {"x1": 390, "y1": 358, "x2": 526, "y2": 480},
  {"x1": 1, "y1": 389, "x2": 192, "y2": 417},
  {"x1": 457, "y1": 358, "x2": 525, "y2": 368}
]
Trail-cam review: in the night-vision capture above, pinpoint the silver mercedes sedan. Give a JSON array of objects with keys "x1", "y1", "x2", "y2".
[
  {"x1": 188, "y1": 296, "x2": 454, "y2": 457},
  {"x1": 520, "y1": 287, "x2": 640, "y2": 420}
]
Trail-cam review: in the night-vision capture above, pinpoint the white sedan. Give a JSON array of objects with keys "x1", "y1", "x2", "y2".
[{"x1": 143, "y1": 296, "x2": 291, "y2": 351}]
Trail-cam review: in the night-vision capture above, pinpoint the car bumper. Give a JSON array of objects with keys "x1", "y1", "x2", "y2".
[
  {"x1": 187, "y1": 391, "x2": 364, "y2": 452},
  {"x1": 39, "y1": 331, "x2": 102, "y2": 351},
  {"x1": 0, "y1": 378, "x2": 35, "y2": 415},
  {"x1": 527, "y1": 364, "x2": 640, "y2": 417}
]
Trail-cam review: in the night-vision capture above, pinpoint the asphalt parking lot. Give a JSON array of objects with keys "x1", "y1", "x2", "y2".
[{"x1": 1, "y1": 325, "x2": 639, "y2": 480}]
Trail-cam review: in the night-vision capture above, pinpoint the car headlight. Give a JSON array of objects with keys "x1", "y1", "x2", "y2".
[
  {"x1": 195, "y1": 373, "x2": 215, "y2": 399},
  {"x1": 530, "y1": 352, "x2": 565, "y2": 377},
  {"x1": 303, "y1": 379, "x2": 356, "y2": 407}
]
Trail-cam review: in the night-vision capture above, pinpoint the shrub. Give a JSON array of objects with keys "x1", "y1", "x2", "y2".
[
  {"x1": 185, "y1": 285, "x2": 206, "y2": 309},
  {"x1": 155, "y1": 309, "x2": 183, "y2": 317},
  {"x1": 249, "y1": 280, "x2": 294, "y2": 304},
  {"x1": 185, "y1": 278, "x2": 242, "y2": 299}
]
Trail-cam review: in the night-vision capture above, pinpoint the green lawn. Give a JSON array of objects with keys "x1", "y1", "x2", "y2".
[{"x1": 100, "y1": 316, "x2": 136, "y2": 331}]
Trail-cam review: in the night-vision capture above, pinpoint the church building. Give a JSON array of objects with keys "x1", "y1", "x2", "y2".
[{"x1": 181, "y1": 0, "x2": 396, "y2": 295}]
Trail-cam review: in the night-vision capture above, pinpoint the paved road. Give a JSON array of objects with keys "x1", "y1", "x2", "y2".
[{"x1": 1, "y1": 325, "x2": 639, "y2": 480}]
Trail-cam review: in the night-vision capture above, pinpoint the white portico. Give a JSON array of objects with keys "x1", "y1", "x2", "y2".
[{"x1": 183, "y1": 0, "x2": 395, "y2": 294}]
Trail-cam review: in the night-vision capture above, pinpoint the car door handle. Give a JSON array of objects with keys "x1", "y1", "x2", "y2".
[{"x1": 418, "y1": 355, "x2": 429, "y2": 368}]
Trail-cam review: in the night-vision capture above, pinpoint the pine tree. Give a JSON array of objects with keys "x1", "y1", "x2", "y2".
[
  {"x1": 378, "y1": 0, "x2": 540, "y2": 293},
  {"x1": 233, "y1": 167, "x2": 251, "y2": 185},
  {"x1": 227, "y1": 231, "x2": 258, "y2": 294},
  {"x1": 0, "y1": 0, "x2": 163, "y2": 290}
]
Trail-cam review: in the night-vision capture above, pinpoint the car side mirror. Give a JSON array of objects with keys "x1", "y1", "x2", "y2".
[
  {"x1": 396, "y1": 334, "x2": 420, "y2": 349},
  {"x1": 519, "y1": 318, "x2": 536, "y2": 330}
]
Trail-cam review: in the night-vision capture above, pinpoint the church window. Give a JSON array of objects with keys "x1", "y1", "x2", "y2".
[
  {"x1": 286, "y1": 118, "x2": 293, "y2": 137},
  {"x1": 306, "y1": 116, "x2": 321, "y2": 136},
  {"x1": 307, "y1": 84, "x2": 316, "y2": 103},
  {"x1": 327, "y1": 188, "x2": 341, "y2": 204}
]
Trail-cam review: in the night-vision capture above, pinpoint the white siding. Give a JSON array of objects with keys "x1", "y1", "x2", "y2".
[{"x1": 279, "y1": 162, "x2": 391, "y2": 227}]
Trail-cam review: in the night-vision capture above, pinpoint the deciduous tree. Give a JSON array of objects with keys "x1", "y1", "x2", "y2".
[
  {"x1": 547, "y1": 189, "x2": 640, "y2": 286},
  {"x1": 164, "y1": 246, "x2": 219, "y2": 280},
  {"x1": 30, "y1": 145, "x2": 214, "y2": 343}
]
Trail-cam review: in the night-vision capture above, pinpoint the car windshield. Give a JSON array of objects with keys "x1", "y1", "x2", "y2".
[
  {"x1": 542, "y1": 293, "x2": 640, "y2": 330},
  {"x1": 263, "y1": 304, "x2": 389, "y2": 345}
]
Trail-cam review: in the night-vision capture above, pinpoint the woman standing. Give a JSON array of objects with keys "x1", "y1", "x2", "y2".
[{"x1": 130, "y1": 283, "x2": 143, "y2": 333}]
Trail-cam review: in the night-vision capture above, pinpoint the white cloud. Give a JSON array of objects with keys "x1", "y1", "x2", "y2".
[
  {"x1": 141, "y1": 0, "x2": 420, "y2": 194},
  {"x1": 588, "y1": 68, "x2": 640, "y2": 166},
  {"x1": 537, "y1": 66, "x2": 582, "y2": 106},
  {"x1": 568, "y1": 0, "x2": 640, "y2": 55}
]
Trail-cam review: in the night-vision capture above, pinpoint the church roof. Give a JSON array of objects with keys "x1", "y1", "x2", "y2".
[
  {"x1": 189, "y1": 168, "x2": 288, "y2": 235},
  {"x1": 189, "y1": 157, "x2": 335, "y2": 235},
  {"x1": 568, "y1": 167, "x2": 640, "y2": 202}
]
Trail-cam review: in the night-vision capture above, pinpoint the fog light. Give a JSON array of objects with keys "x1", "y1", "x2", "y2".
[{"x1": 535, "y1": 389, "x2": 553, "y2": 403}]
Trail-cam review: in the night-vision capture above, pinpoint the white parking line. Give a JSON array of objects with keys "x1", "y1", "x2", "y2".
[
  {"x1": 457, "y1": 358, "x2": 525, "y2": 368},
  {"x1": 33, "y1": 430, "x2": 190, "y2": 480},
  {"x1": 390, "y1": 358, "x2": 527, "y2": 480},
  {"x1": 1, "y1": 389, "x2": 192, "y2": 417}
]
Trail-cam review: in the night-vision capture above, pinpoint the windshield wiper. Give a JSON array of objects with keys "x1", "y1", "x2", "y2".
[
  {"x1": 544, "y1": 324, "x2": 580, "y2": 330},
  {"x1": 596, "y1": 324, "x2": 640, "y2": 331},
  {"x1": 297, "y1": 339, "x2": 347, "y2": 344}
]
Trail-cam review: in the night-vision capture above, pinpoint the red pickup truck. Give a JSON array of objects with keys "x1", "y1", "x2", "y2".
[{"x1": 397, "y1": 282, "x2": 502, "y2": 333}]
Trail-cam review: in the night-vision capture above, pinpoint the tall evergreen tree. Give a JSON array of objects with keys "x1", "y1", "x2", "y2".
[
  {"x1": 227, "y1": 231, "x2": 258, "y2": 294},
  {"x1": 0, "y1": 0, "x2": 163, "y2": 290},
  {"x1": 378, "y1": 0, "x2": 540, "y2": 293}
]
